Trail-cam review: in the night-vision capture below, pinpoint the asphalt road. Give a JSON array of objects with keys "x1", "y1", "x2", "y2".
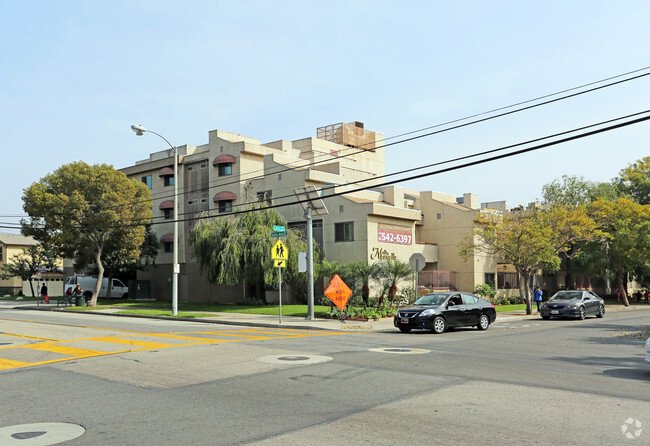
[{"x1": 0, "y1": 307, "x2": 648, "y2": 445}]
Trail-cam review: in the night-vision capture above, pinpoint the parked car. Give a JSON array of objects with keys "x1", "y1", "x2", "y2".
[
  {"x1": 394, "y1": 292, "x2": 497, "y2": 334},
  {"x1": 539, "y1": 290, "x2": 605, "y2": 320}
]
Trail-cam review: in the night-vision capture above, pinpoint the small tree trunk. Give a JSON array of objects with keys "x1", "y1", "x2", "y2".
[
  {"x1": 90, "y1": 248, "x2": 103, "y2": 307},
  {"x1": 617, "y1": 270, "x2": 630, "y2": 306},
  {"x1": 28, "y1": 279, "x2": 35, "y2": 298}
]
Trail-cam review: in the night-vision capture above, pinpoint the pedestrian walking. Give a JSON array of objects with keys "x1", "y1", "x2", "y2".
[{"x1": 533, "y1": 286, "x2": 543, "y2": 312}]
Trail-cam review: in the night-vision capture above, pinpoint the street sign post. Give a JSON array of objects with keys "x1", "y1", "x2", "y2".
[
  {"x1": 271, "y1": 241, "x2": 289, "y2": 324},
  {"x1": 409, "y1": 253, "x2": 426, "y2": 302}
]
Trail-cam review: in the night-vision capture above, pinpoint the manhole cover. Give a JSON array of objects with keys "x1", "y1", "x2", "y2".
[
  {"x1": 279, "y1": 356, "x2": 310, "y2": 361},
  {"x1": 12, "y1": 431, "x2": 46, "y2": 439},
  {"x1": 256, "y1": 354, "x2": 333, "y2": 365},
  {"x1": 369, "y1": 347, "x2": 430, "y2": 355},
  {"x1": 0, "y1": 422, "x2": 85, "y2": 444}
]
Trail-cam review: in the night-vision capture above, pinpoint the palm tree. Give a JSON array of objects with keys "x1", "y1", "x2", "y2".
[
  {"x1": 376, "y1": 259, "x2": 413, "y2": 305},
  {"x1": 347, "y1": 261, "x2": 380, "y2": 308}
]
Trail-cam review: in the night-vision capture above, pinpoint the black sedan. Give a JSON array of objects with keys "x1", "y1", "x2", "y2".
[
  {"x1": 540, "y1": 290, "x2": 605, "y2": 320},
  {"x1": 394, "y1": 292, "x2": 497, "y2": 334}
]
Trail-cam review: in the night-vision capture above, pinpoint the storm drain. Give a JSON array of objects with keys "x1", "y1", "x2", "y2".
[
  {"x1": 0, "y1": 422, "x2": 85, "y2": 445},
  {"x1": 256, "y1": 354, "x2": 333, "y2": 365},
  {"x1": 278, "y1": 356, "x2": 310, "y2": 361},
  {"x1": 369, "y1": 347, "x2": 430, "y2": 355}
]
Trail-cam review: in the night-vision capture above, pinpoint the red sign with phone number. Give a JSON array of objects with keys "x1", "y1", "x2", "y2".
[{"x1": 377, "y1": 224, "x2": 412, "y2": 245}]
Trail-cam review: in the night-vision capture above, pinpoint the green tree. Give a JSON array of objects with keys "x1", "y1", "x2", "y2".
[
  {"x1": 21, "y1": 162, "x2": 152, "y2": 306},
  {"x1": 0, "y1": 245, "x2": 60, "y2": 297},
  {"x1": 189, "y1": 205, "x2": 309, "y2": 303},
  {"x1": 86, "y1": 225, "x2": 161, "y2": 298},
  {"x1": 460, "y1": 206, "x2": 599, "y2": 314},
  {"x1": 616, "y1": 156, "x2": 650, "y2": 205},
  {"x1": 585, "y1": 197, "x2": 650, "y2": 306},
  {"x1": 542, "y1": 174, "x2": 623, "y2": 207}
]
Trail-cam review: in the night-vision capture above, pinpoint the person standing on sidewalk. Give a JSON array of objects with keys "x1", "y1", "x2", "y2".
[
  {"x1": 40, "y1": 283, "x2": 48, "y2": 304},
  {"x1": 533, "y1": 286, "x2": 543, "y2": 312}
]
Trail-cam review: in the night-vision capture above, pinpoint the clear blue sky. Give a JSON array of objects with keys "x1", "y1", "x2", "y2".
[{"x1": 2, "y1": 1, "x2": 649, "y2": 232}]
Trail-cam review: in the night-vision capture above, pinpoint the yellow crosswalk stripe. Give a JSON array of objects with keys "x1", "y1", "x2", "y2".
[
  {"x1": 91, "y1": 337, "x2": 174, "y2": 349},
  {"x1": 0, "y1": 328, "x2": 346, "y2": 371},
  {"x1": 0, "y1": 358, "x2": 31, "y2": 370},
  {"x1": 23, "y1": 343, "x2": 106, "y2": 357}
]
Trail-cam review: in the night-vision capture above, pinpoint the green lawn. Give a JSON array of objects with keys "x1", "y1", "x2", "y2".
[{"x1": 95, "y1": 301, "x2": 333, "y2": 317}]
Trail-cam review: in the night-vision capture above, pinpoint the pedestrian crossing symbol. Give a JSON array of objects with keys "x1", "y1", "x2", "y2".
[{"x1": 272, "y1": 240, "x2": 288, "y2": 260}]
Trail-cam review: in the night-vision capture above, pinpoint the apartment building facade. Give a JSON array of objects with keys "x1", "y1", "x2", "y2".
[{"x1": 120, "y1": 122, "x2": 504, "y2": 303}]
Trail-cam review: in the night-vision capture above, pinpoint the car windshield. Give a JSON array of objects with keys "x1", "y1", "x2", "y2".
[
  {"x1": 549, "y1": 291, "x2": 582, "y2": 301},
  {"x1": 414, "y1": 294, "x2": 448, "y2": 306}
]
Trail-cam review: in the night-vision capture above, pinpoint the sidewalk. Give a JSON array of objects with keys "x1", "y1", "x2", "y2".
[{"x1": 3, "y1": 300, "x2": 648, "y2": 333}]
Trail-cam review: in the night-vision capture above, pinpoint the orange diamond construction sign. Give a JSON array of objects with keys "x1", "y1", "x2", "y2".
[{"x1": 324, "y1": 274, "x2": 352, "y2": 311}]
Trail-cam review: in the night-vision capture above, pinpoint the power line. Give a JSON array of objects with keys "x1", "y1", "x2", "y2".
[
  {"x1": 111, "y1": 67, "x2": 650, "y2": 209},
  {"x1": 79, "y1": 109, "x2": 650, "y2": 230}
]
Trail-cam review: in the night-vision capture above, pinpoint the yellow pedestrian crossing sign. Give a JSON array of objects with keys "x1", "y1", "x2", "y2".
[
  {"x1": 272, "y1": 240, "x2": 288, "y2": 260},
  {"x1": 274, "y1": 259, "x2": 286, "y2": 268}
]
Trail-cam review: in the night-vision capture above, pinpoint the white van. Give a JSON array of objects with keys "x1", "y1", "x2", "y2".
[{"x1": 64, "y1": 275, "x2": 129, "y2": 299}]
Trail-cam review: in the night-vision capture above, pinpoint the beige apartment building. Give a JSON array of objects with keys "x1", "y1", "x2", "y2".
[
  {"x1": 120, "y1": 122, "x2": 506, "y2": 303},
  {"x1": 0, "y1": 233, "x2": 64, "y2": 296}
]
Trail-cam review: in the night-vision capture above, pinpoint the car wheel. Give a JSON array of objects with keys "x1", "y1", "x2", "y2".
[
  {"x1": 431, "y1": 316, "x2": 446, "y2": 334},
  {"x1": 477, "y1": 314, "x2": 490, "y2": 330},
  {"x1": 399, "y1": 327, "x2": 412, "y2": 333},
  {"x1": 596, "y1": 305, "x2": 605, "y2": 318},
  {"x1": 579, "y1": 307, "x2": 586, "y2": 320}
]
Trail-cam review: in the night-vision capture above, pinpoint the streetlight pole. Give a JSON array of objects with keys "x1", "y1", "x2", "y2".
[{"x1": 131, "y1": 124, "x2": 179, "y2": 316}]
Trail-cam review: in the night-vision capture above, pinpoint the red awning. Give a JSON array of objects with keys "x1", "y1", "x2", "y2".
[
  {"x1": 160, "y1": 233, "x2": 174, "y2": 243},
  {"x1": 158, "y1": 167, "x2": 174, "y2": 176},
  {"x1": 212, "y1": 154, "x2": 236, "y2": 166},
  {"x1": 159, "y1": 200, "x2": 174, "y2": 209},
  {"x1": 213, "y1": 191, "x2": 237, "y2": 202}
]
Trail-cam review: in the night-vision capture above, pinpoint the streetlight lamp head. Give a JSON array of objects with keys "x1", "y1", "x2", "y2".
[{"x1": 131, "y1": 124, "x2": 147, "y2": 136}]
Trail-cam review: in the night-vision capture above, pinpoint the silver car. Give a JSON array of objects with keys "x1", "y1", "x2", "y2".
[{"x1": 540, "y1": 290, "x2": 605, "y2": 320}]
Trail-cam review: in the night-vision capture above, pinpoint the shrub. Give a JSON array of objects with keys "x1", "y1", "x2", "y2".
[{"x1": 473, "y1": 284, "x2": 496, "y2": 299}]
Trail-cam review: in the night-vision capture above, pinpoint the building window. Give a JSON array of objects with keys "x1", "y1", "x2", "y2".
[
  {"x1": 278, "y1": 174, "x2": 282, "y2": 181},
  {"x1": 187, "y1": 165, "x2": 198, "y2": 171},
  {"x1": 339, "y1": 205, "x2": 344, "y2": 213},
  {"x1": 335, "y1": 222, "x2": 354, "y2": 242},
  {"x1": 200, "y1": 198, "x2": 208, "y2": 204},
  {"x1": 218, "y1": 163, "x2": 232, "y2": 176},
  {"x1": 437, "y1": 213, "x2": 442, "y2": 220},
  {"x1": 188, "y1": 199, "x2": 199, "y2": 205},
  {"x1": 200, "y1": 162, "x2": 208, "y2": 169},
  {"x1": 141, "y1": 175, "x2": 152, "y2": 189},
  {"x1": 218, "y1": 200, "x2": 233, "y2": 213},
  {"x1": 484, "y1": 273, "x2": 495, "y2": 289},
  {"x1": 163, "y1": 242, "x2": 173, "y2": 253},
  {"x1": 164, "y1": 176, "x2": 174, "y2": 187},
  {"x1": 0, "y1": 245, "x2": 3, "y2": 261},
  {"x1": 257, "y1": 191, "x2": 272, "y2": 205},
  {"x1": 163, "y1": 209, "x2": 173, "y2": 220}
]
